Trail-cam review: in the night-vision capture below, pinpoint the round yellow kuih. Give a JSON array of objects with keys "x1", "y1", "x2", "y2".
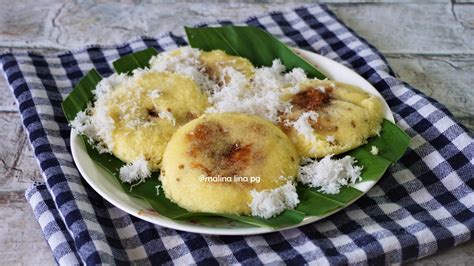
[
  {"x1": 101, "y1": 71, "x2": 209, "y2": 171},
  {"x1": 281, "y1": 79, "x2": 384, "y2": 158},
  {"x1": 160, "y1": 113, "x2": 299, "y2": 215},
  {"x1": 200, "y1": 50, "x2": 255, "y2": 80}
]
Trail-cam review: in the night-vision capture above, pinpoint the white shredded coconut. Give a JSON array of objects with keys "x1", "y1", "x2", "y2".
[
  {"x1": 149, "y1": 47, "x2": 217, "y2": 94},
  {"x1": 91, "y1": 73, "x2": 135, "y2": 142},
  {"x1": 70, "y1": 102, "x2": 114, "y2": 154},
  {"x1": 370, "y1": 145, "x2": 379, "y2": 155},
  {"x1": 285, "y1": 68, "x2": 308, "y2": 85},
  {"x1": 119, "y1": 157, "x2": 151, "y2": 184},
  {"x1": 292, "y1": 111, "x2": 319, "y2": 143},
  {"x1": 206, "y1": 59, "x2": 308, "y2": 122},
  {"x1": 155, "y1": 185, "x2": 161, "y2": 196},
  {"x1": 94, "y1": 73, "x2": 129, "y2": 98},
  {"x1": 70, "y1": 108, "x2": 95, "y2": 138},
  {"x1": 326, "y1": 135, "x2": 335, "y2": 143},
  {"x1": 80, "y1": 72, "x2": 136, "y2": 152},
  {"x1": 71, "y1": 69, "x2": 173, "y2": 152},
  {"x1": 249, "y1": 181, "x2": 300, "y2": 219},
  {"x1": 158, "y1": 111, "x2": 176, "y2": 126},
  {"x1": 298, "y1": 155, "x2": 363, "y2": 194},
  {"x1": 149, "y1": 90, "x2": 161, "y2": 99},
  {"x1": 71, "y1": 106, "x2": 110, "y2": 153}
]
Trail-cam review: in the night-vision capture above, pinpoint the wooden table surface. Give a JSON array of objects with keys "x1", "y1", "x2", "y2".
[{"x1": 0, "y1": 0, "x2": 472, "y2": 264}]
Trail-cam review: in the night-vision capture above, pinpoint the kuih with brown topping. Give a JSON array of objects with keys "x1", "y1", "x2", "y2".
[
  {"x1": 160, "y1": 113, "x2": 299, "y2": 215},
  {"x1": 279, "y1": 80, "x2": 383, "y2": 158},
  {"x1": 186, "y1": 122, "x2": 255, "y2": 178}
]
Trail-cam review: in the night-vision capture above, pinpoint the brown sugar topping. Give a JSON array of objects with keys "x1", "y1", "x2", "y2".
[
  {"x1": 291, "y1": 88, "x2": 331, "y2": 111},
  {"x1": 186, "y1": 121, "x2": 258, "y2": 178},
  {"x1": 223, "y1": 142, "x2": 253, "y2": 166},
  {"x1": 186, "y1": 122, "x2": 225, "y2": 157},
  {"x1": 187, "y1": 123, "x2": 217, "y2": 141},
  {"x1": 147, "y1": 108, "x2": 159, "y2": 117}
]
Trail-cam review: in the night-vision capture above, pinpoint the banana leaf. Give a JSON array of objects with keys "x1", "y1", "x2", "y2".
[
  {"x1": 61, "y1": 26, "x2": 410, "y2": 229},
  {"x1": 113, "y1": 48, "x2": 158, "y2": 75},
  {"x1": 62, "y1": 69, "x2": 102, "y2": 122},
  {"x1": 295, "y1": 186, "x2": 363, "y2": 215}
]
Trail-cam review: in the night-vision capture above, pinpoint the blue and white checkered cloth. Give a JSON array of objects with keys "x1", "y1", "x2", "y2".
[{"x1": 1, "y1": 4, "x2": 473, "y2": 264}]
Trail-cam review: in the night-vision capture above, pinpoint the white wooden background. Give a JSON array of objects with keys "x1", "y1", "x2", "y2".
[{"x1": 0, "y1": 0, "x2": 472, "y2": 264}]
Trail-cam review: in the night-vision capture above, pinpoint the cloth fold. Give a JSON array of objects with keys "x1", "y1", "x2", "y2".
[{"x1": 2, "y1": 4, "x2": 472, "y2": 264}]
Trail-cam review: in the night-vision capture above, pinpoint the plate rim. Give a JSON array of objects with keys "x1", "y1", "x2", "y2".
[{"x1": 70, "y1": 47, "x2": 394, "y2": 235}]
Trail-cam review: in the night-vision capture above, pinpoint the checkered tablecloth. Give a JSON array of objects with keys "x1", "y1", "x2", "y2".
[{"x1": 1, "y1": 4, "x2": 473, "y2": 265}]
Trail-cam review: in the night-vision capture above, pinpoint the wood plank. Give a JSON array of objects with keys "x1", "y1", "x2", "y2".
[
  {"x1": 0, "y1": 1, "x2": 293, "y2": 49},
  {"x1": 453, "y1": 3, "x2": 474, "y2": 28},
  {"x1": 327, "y1": 2, "x2": 474, "y2": 54},
  {"x1": 0, "y1": 2, "x2": 472, "y2": 54},
  {"x1": 0, "y1": 0, "x2": 63, "y2": 49},
  {"x1": 0, "y1": 113, "x2": 42, "y2": 192},
  {"x1": 0, "y1": 75, "x2": 17, "y2": 112},
  {"x1": 0, "y1": 200, "x2": 55, "y2": 265},
  {"x1": 387, "y1": 54, "x2": 474, "y2": 132}
]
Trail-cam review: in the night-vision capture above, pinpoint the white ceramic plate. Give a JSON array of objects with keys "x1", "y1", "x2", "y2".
[{"x1": 71, "y1": 48, "x2": 394, "y2": 235}]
